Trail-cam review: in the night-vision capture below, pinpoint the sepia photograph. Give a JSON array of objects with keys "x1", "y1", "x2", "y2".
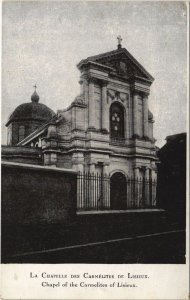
[{"x1": 1, "y1": 0, "x2": 187, "y2": 269}]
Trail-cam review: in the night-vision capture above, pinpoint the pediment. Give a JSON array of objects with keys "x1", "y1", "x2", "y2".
[
  {"x1": 78, "y1": 48, "x2": 154, "y2": 83},
  {"x1": 95, "y1": 50, "x2": 153, "y2": 82}
]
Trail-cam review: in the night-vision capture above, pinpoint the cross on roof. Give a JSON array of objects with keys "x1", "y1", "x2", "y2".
[
  {"x1": 117, "y1": 35, "x2": 122, "y2": 45},
  {"x1": 33, "y1": 84, "x2": 37, "y2": 91}
]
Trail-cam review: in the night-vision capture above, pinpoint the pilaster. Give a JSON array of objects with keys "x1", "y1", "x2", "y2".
[
  {"x1": 134, "y1": 166, "x2": 140, "y2": 178},
  {"x1": 71, "y1": 152, "x2": 84, "y2": 172},
  {"x1": 133, "y1": 167, "x2": 140, "y2": 207},
  {"x1": 143, "y1": 93, "x2": 149, "y2": 139},
  {"x1": 145, "y1": 167, "x2": 150, "y2": 206},
  {"x1": 103, "y1": 164, "x2": 109, "y2": 176},
  {"x1": 101, "y1": 82, "x2": 109, "y2": 133},
  {"x1": 78, "y1": 79, "x2": 84, "y2": 97},
  {"x1": 133, "y1": 93, "x2": 140, "y2": 138},
  {"x1": 88, "y1": 78, "x2": 96, "y2": 130},
  {"x1": 42, "y1": 124, "x2": 58, "y2": 167},
  {"x1": 102, "y1": 164, "x2": 110, "y2": 208},
  {"x1": 84, "y1": 79, "x2": 89, "y2": 104},
  {"x1": 150, "y1": 169, "x2": 157, "y2": 206},
  {"x1": 89, "y1": 163, "x2": 95, "y2": 173},
  {"x1": 43, "y1": 152, "x2": 57, "y2": 167}
]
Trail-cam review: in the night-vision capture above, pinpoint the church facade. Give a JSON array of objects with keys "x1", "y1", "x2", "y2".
[{"x1": 4, "y1": 40, "x2": 158, "y2": 211}]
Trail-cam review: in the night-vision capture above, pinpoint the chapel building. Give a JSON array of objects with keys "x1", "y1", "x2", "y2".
[{"x1": 3, "y1": 39, "x2": 158, "y2": 211}]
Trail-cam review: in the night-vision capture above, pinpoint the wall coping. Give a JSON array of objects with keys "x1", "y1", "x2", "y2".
[
  {"x1": 77, "y1": 209, "x2": 165, "y2": 215},
  {"x1": 1, "y1": 161, "x2": 77, "y2": 175}
]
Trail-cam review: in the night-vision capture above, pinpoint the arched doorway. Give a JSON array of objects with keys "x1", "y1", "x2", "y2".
[{"x1": 110, "y1": 172, "x2": 127, "y2": 210}]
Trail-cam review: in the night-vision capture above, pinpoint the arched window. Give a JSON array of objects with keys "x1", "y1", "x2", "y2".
[
  {"x1": 18, "y1": 125, "x2": 25, "y2": 142},
  {"x1": 110, "y1": 103, "x2": 125, "y2": 138}
]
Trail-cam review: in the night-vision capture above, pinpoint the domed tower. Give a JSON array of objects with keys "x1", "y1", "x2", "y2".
[{"x1": 6, "y1": 86, "x2": 56, "y2": 145}]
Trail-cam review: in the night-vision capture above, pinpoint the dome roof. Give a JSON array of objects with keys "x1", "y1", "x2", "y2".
[{"x1": 6, "y1": 96, "x2": 55, "y2": 126}]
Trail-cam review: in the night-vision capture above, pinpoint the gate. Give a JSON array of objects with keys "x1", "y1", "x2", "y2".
[{"x1": 77, "y1": 172, "x2": 157, "y2": 211}]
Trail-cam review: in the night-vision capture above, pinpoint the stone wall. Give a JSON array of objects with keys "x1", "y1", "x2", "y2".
[{"x1": 2, "y1": 162, "x2": 77, "y2": 225}]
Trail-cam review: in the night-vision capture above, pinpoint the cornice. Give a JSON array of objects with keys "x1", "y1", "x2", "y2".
[
  {"x1": 78, "y1": 60, "x2": 114, "y2": 72},
  {"x1": 82, "y1": 74, "x2": 109, "y2": 86}
]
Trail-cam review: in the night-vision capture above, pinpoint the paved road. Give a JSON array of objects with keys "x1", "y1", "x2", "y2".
[{"x1": 8, "y1": 230, "x2": 185, "y2": 264}]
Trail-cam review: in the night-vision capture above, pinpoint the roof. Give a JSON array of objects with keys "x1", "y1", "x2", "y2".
[
  {"x1": 6, "y1": 101, "x2": 56, "y2": 126},
  {"x1": 166, "y1": 132, "x2": 186, "y2": 143},
  {"x1": 17, "y1": 114, "x2": 60, "y2": 146},
  {"x1": 158, "y1": 132, "x2": 186, "y2": 160},
  {"x1": 77, "y1": 47, "x2": 154, "y2": 82}
]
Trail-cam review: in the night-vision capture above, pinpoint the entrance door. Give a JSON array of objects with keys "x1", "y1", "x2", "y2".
[{"x1": 110, "y1": 172, "x2": 127, "y2": 210}]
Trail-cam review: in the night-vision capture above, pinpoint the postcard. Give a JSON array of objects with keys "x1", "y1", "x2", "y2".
[{"x1": 1, "y1": 1, "x2": 189, "y2": 299}]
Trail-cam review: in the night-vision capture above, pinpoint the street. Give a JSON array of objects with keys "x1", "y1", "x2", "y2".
[{"x1": 6, "y1": 229, "x2": 185, "y2": 264}]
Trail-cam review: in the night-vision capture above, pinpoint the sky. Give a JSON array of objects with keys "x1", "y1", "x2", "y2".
[{"x1": 2, "y1": 1, "x2": 187, "y2": 147}]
